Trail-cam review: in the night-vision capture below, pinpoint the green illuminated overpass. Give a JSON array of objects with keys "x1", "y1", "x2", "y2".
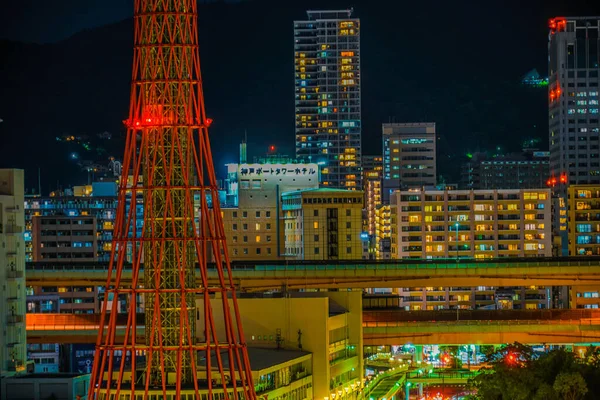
[{"x1": 25, "y1": 257, "x2": 600, "y2": 289}]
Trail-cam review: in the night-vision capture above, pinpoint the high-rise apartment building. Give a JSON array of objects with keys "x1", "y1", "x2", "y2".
[
  {"x1": 0, "y1": 170, "x2": 27, "y2": 377},
  {"x1": 548, "y1": 17, "x2": 600, "y2": 186},
  {"x1": 390, "y1": 189, "x2": 552, "y2": 259},
  {"x1": 294, "y1": 10, "x2": 362, "y2": 189},
  {"x1": 382, "y1": 123, "x2": 436, "y2": 195},
  {"x1": 282, "y1": 188, "x2": 363, "y2": 260}
]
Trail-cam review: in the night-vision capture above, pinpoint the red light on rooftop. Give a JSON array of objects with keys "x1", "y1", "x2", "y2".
[
  {"x1": 205, "y1": 118, "x2": 213, "y2": 127},
  {"x1": 549, "y1": 17, "x2": 567, "y2": 33},
  {"x1": 560, "y1": 174, "x2": 567, "y2": 183}
]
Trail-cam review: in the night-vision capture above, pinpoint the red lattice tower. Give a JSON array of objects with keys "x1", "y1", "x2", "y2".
[{"x1": 88, "y1": 1, "x2": 256, "y2": 398}]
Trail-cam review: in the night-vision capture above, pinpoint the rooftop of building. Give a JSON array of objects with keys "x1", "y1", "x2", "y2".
[
  {"x1": 200, "y1": 347, "x2": 311, "y2": 371},
  {"x1": 8, "y1": 373, "x2": 87, "y2": 380},
  {"x1": 281, "y1": 188, "x2": 363, "y2": 196},
  {"x1": 236, "y1": 292, "x2": 348, "y2": 316}
]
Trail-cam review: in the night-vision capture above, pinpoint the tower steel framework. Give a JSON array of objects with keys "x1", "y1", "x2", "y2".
[{"x1": 88, "y1": 1, "x2": 256, "y2": 399}]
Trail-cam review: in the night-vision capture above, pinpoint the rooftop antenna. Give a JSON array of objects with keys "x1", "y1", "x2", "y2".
[{"x1": 240, "y1": 130, "x2": 247, "y2": 163}]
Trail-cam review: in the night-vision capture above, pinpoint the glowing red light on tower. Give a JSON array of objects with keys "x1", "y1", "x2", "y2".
[
  {"x1": 269, "y1": 145, "x2": 276, "y2": 152},
  {"x1": 560, "y1": 174, "x2": 567, "y2": 183}
]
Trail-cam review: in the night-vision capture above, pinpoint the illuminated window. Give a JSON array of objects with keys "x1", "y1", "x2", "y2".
[
  {"x1": 313, "y1": 221, "x2": 319, "y2": 229},
  {"x1": 509, "y1": 224, "x2": 518, "y2": 230},
  {"x1": 255, "y1": 223, "x2": 261, "y2": 231},
  {"x1": 525, "y1": 214, "x2": 535, "y2": 220},
  {"x1": 255, "y1": 235, "x2": 261, "y2": 243}
]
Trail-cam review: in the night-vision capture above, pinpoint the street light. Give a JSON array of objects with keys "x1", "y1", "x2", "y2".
[{"x1": 455, "y1": 223, "x2": 459, "y2": 262}]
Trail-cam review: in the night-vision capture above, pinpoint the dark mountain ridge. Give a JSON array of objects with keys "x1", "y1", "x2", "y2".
[{"x1": 0, "y1": 0, "x2": 587, "y2": 191}]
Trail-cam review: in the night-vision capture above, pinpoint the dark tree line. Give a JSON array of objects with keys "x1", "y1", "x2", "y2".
[{"x1": 468, "y1": 343, "x2": 600, "y2": 399}]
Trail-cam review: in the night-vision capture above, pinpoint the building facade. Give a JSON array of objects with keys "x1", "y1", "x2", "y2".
[
  {"x1": 24, "y1": 195, "x2": 120, "y2": 262},
  {"x1": 382, "y1": 123, "x2": 436, "y2": 191},
  {"x1": 361, "y1": 155, "x2": 383, "y2": 185},
  {"x1": 221, "y1": 162, "x2": 319, "y2": 260},
  {"x1": 0, "y1": 170, "x2": 27, "y2": 378},
  {"x1": 282, "y1": 189, "x2": 363, "y2": 260},
  {"x1": 461, "y1": 151, "x2": 549, "y2": 190},
  {"x1": 365, "y1": 286, "x2": 551, "y2": 311},
  {"x1": 374, "y1": 205, "x2": 391, "y2": 260},
  {"x1": 197, "y1": 291, "x2": 363, "y2": 400},
  {"x1": 568, "y1": 185, "x2": 600, "y2": 256},
  {"x1": 390, "y1": 189, "x2": 552, "y2": 259},
  {"x1": 548, "y1": 17, "x2": 600, "y2": 186},
  {"x1": 294, "y1": 9, "x2": 362, "y2": 189}
]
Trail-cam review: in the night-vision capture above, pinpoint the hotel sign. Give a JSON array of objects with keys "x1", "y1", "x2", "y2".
[{"x1": 238, "y1": 163, "x2": 318, "y2": 178}]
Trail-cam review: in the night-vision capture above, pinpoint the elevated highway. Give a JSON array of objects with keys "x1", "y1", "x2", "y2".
[
  {"x1": 363, "y1": 309, "x2": 600, "y2": 345},
  {"x1": 27, "y1": 310, "x2": 600, "y2": 346},
  {"x1": 24, "y1": 257, "x2": 600, "y2": 290}
]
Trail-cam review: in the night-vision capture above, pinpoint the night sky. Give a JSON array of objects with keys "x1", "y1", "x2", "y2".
[{"x1": 0, "y1": 0, "x2": 597, "y2": 192}]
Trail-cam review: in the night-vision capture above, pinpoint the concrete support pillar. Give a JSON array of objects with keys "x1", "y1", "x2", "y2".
[
  {"x1": 414, "y1": 345, "x2": 423, "y2": 362},
  {"x1": 405, "y1": 382, "x2": 410, "y2": 400},
  {"x1": 419, "y1": 383, "x2": 423, "y2": 396}
]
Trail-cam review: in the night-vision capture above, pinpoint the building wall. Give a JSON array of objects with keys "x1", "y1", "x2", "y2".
[
  {"x1": 548, "y1": 17, "x2": 600, "y2": 186},
  {"x1": 365, "y1": 180, "x2": 381, "y2": 236},
  {"x1": 222, "y1": 192, "x2": 280, "y2": 261},
  {"x1": 282, "y1": 189, "x2": 363, "y2": 260},
  {"x1": 220, "y1": 162, "x2": 320, "y2": 261},
  {"x1": 0, "y1": 169, "x2": 27, "y2": 377},
  {"x1": 294, "y1": 10, "x2": 362, "y2": 189},
  {"x1": 568, "y1": 185, "x2": 600, "y2": 256},
  {"x1": 196, "y1": 292, "x2": 362, "y2": 400},
  {"x1": 391, "y1": 189, "x2": 552, "y2": 259},
  {"x1": 24, "y1": 196, "x2": 120, "y2": 262},
  {"x1": 462, "y1": 157, "x2": 549, "y2": 190},
  {"x1": 382, "y1": 123, "x2": 436, "y2": 189},
  {"x1": 374, "y1": 205, "x2": 391, "y2": 259},
  {"x1": 32, "y1": 216, "x2": 98, "y2": 262},
  {"x1": 570, "y1": 285, "x2": 600, "y2": 309}
]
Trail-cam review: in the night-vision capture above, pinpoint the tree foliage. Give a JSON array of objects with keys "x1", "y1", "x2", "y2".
[
  {"x1": 468, "y1": 343, "x2": 599, "y2": 400},
  {"x1": 553, "y1": 372, "x2": 588, "y2": 400}
]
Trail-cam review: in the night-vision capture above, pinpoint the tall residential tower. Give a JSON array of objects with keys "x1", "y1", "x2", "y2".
[
  {"x1": 548, "y1": 17, "x2": 600, "y2": 186},
  {"x1": 382, "y1": 123, "x2": 437, "y2": 197},
  {"x1": 294, "y1": 9, "x2": 362, "y2": 189}
]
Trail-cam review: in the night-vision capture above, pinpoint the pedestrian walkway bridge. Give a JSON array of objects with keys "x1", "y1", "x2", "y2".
[{"x1": 24, "y1": 257, "x2": 600, "y2": 290}]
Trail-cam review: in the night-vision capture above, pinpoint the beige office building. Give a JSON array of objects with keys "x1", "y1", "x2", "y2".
[
  {"x1": 390, "y1": 189, "x2": 552, "y2": 259},
  {"x1": 197, "y1": 291, "x2": 363, "y2": 400},
  {"x1": 282, "y1": 189, "x2": 364, "y2": 260}
]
